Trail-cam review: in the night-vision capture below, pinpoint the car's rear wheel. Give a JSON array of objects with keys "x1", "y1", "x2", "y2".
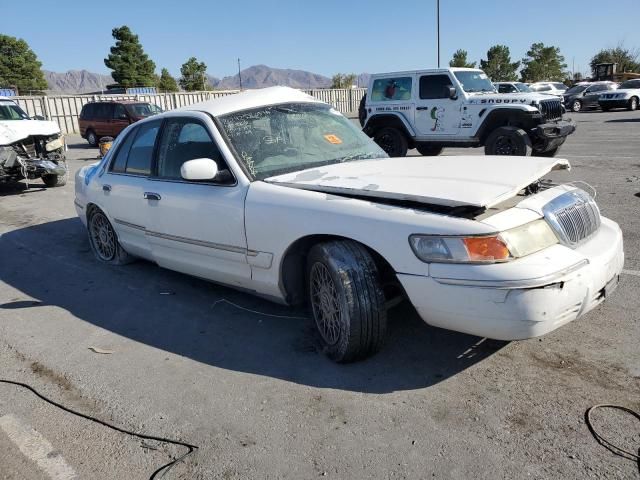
[
  {"x1": 571, "y1": 100, "x2": 582, "y2": 112},
  {"x1": 484, "y1": 127, "x2": 532, "y2": 156},
  {"x1": 416, "y1": 143, "x2": 444, "y2": 156},
  {"x1": 629, "y1": 97, "x2": 638, "y2": 111},
  {"x1": 87, "y1": 209, "x2": 134, "y2": 265},
  {"x1": 86, "y1": 129, "x2": 98, "y2": 147},
  {"x1": 307, "y1": 240, "x2": 387, "y2": 363},
  {"x1": 374, "y1": 127, "x2": 408, "y2": 157}
]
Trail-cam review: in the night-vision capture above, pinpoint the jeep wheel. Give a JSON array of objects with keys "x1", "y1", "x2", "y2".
[
  {"x1": 358, "y1": 94, "x2": 367, "y2": 127},
  {"x1": 307, "y1": 240, "x2": 387, "y2": 363},
  {"x1": 416, "y1": 143, "x2": 443, "y2": 156},
  {"x1": 571, "y1": 100, "x2": 582, "y2": 112},
  {"x1": 86, "y1": 129, "x2": 98, "y2": 147},
  {"x1": 42, "y1": 161, "x2": 68, "y2": 188},
  {"x1": 374, "y1": 127, "x2": 408, "y2": 157},
  {"x1": 628, "y1": 97, "x2": 638, "y2": 111},
  {"x1": 484, "y1": 127, "x2": 532, "y2": 156}
]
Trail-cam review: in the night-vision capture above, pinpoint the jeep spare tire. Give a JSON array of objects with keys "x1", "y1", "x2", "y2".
[
  {"x1": 358, "y1": 94, "x2": 367, "y2": 127},
  {"x1": 374, "y1": 127, "x2": 408, "y2": 157},
  {"x1": 484, "y1": 127, "x2": 532, "y2": 156},
  {"x1": 416, "y1": 143, "x2": 444, "y2": 156}
]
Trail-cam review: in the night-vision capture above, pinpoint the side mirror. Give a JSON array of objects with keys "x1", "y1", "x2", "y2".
[
  {"x1": 32, "y1": 115, "x2": 45, "y2": 120},
  {"x1": 447, "y1": 86, "x2": 457, "y2": 99},
  {"x1": 180, "y1": 158, "x2": 218, "y2": 181}
]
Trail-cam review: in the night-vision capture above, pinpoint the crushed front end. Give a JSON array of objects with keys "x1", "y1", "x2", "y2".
[{"x1": 0, "y1": 133, "x2": 67, "y2": 186}]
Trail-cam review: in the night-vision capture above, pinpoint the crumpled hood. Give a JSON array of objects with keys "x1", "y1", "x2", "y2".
[
  {"x1": 0, "y1": 120, "x2": 61, "y2": 145},
  {"x1": 467, "y1": 92, "x2": 559, "y2": 105},
  {"x1": 265, "y1": 156, "x2": 570, "y2": 209}
]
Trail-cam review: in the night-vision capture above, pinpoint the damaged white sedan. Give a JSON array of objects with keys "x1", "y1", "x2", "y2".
[
  {"x1": 74, "y1": 87, "x2": 624, "y2": 362},
  {"x1": 0, "y1": 97, "x2": 67, "y2": 187}
]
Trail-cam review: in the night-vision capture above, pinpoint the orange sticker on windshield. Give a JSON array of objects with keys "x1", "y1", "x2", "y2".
[{"x1": 323, "y1": 134, "x2": 342, "y2": 144}]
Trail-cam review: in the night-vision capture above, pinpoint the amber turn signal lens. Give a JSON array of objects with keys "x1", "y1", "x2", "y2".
[{"x1": 462, "y1": 236, "x2": 511, "y2": 261}]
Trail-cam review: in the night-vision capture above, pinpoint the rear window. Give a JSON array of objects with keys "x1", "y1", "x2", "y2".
[{"x1": 370, "y1": 77, "x2": 412, "y2": 101}]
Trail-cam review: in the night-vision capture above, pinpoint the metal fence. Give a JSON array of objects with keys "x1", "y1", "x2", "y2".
[{"x1": 13, "y1": 88, "x2": 366, "y2": 135}]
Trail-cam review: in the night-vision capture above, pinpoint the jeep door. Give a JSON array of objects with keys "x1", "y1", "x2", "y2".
[
  {"x1": 414, "y1": 73, "x2": 460, "y2": 137},
  {"x1": 145, "y1": 114, "x2": 251, "y2": 288}
]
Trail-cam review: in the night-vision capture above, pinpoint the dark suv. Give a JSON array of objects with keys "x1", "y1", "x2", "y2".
[{"x1": 79, "y1": 101, "x2": 162, "y2": 146}]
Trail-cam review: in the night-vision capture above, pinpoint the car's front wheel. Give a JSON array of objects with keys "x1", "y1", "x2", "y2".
[
  {"x1": 307, "y1": 240, "x2": 387, "y2": 362},
  {"x1": 484, "y1": 127, "x2": 532, "y2": 156},
  {"x1": 87, "y1": 208, "x2": 134, "y2": 265},
  {"x1": 628, "y1": 97, "x2": 638, "y2": 111},
  {"x1": 86, "y1": 129, "x2": 98, "y2": 147},
  {"x1": 416, "y1": 143, "x2": 444, "y2": 156},
  {"x1": 571, "y1": 100, "x2": 582, "y2": 112},
  {"x1": 373, "y1": 127, "x2": 408, "y2": 157},
  {"x1": 41, "y1": 161, "x2": 68, "y2": 187}
]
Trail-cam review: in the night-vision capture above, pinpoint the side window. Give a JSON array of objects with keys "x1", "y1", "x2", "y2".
[
  {"x1": 156, "y1": 119, "x2": 225, "y2": 181},
  {"x1": 125, "y1": 121, "x2": 161, "y2": 176},
  {"x1": 370, "y1": 77, "x2": 412, "y2": 101},
  {"x1": 419, "y1": 74, "x2": 453, "y2": 99},
  {"x1": 81, "y1": 103, "x2": 94, "y2": 120},
  {"x1": 498, "y1": 84, "x2": 514, "y2": 93},
  {"x1": 113, "y1": 104, "x2": 127, "y2": 119},
  {"x1": 95, "y1": 103, "x2": 110, "y2": 120},
  {"x1": 109, "y1": 128, "x2": 137, "y2": 173}
]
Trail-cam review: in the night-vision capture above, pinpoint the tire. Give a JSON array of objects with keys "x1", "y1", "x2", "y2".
[
  {"x1": 87, "y1": 208, "x2": 134, "y2": 265},
  {"x1": 358, "y1": 94, "x2": 367, "y2": 127},
  {"x1": 484, "y1": 127, "x2": 532, "y2": 156},
  {"x1": 416, "y1": 143, "x2": 444, "y2": 156},
  {"x1": 373, "y1": 127, "x2": 408, "y2": 157},
  {"x1": 307, "y1": 240, "x2": 387, "y2": 363},
  {"x1": 571, "y1": 100, "x2": 582, "y2": 112},
  {"x1": 41, "y1": 161, "x2": 68, "y2": 187},
  {"x1": 629, "y1": 97, "x2": 638, "y2": 111},
  {"x1": 532, "y1": 146, "x2": 561, "y2": 157},
  {"x1": 86, "y1": 129, "x2": 98, "y2": 147}
]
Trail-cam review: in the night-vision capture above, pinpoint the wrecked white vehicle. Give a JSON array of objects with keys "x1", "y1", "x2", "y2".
[
  {"x1": 0, "y1": 97, "x2": 67, "y2": 187},
  {"x1": 74, "y1": 87, "x2": 624, "y2": 362}
]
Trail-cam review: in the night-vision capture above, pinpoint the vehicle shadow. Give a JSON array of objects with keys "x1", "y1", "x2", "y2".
[
  {"x1": 0, "y1": 218, "x2": 506, "y2": 393},
  {"x1": 606, "y1": 118, "x2": 640, "y2": 123},
  {"x1": 0, "y1": 182, "x2": 47, "y2": 197}
]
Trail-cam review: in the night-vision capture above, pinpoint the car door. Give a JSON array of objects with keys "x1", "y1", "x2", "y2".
[
  {"x1": 583, "y1": 84, "x2": 607, "y2": 108},
  {"x1": 145, "y1": 114, "x2": 252, "y2": 288},
  {"x1": 98, "y1": 120, "x2": 161, "y2": 259},
  {"x1": 111, "y1": 104, "x2": 131, "y2": 137},
  {"x1": 414, "y1": 73, "x2": 460, "y2": 137}
]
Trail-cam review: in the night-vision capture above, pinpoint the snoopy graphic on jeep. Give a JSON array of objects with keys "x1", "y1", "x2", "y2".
[{"x1": 359, "y1": 68, "x2": 576, "y2": 157}]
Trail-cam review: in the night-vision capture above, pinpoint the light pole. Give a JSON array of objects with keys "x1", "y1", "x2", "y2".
[
  {"x1": 437, "y1": 0, "x2": 440, "y2": 68},
  {"x1": 238, "y1": 58, "x2": 243, "y2": 91}
]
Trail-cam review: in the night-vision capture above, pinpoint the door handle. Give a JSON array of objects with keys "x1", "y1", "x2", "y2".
[
  {"x1": 102, "y1": 184, "x2": 112, "y2": 192},
  {"x1": 416, "y1": 106, "x2": 429, "y2": 111},
  {"x1": 144, "y1": 192, "x2": 161, "y2": 201}
]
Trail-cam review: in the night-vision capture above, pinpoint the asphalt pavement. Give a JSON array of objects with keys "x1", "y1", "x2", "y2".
[{"x1": 1, "y1": 109, "x2": 639, "y2": 479}]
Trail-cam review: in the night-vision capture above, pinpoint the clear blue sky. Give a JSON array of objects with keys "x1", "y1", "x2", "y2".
[{"x1": 3, "y1": 0, "x2": 639, "y2": 78}]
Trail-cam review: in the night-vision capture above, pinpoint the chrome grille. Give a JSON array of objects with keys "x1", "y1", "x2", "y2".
[
  {"x1": 543, "y1": 189, "x2": 601, "y2": 247},
  {"x1": 539, "y1": 98, "x2": 563, "y2": 122}
]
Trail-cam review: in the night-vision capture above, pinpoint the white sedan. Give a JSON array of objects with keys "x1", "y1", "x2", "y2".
[{"x1": 74, "y1": 87, "x2": 624, "y2": 362}]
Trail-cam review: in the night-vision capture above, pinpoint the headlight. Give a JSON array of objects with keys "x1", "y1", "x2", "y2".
[{"x1": 409, "y1": 220, "x2": 558, "y2": 264}]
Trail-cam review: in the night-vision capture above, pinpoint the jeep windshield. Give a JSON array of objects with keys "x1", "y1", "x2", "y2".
[
  {"x1": 454, "y1": 71, "x2": 496, "y2": 93},
  {"x1": 218, "y1": 103, "x2": 387, "y2": 180},
  {"x1": 0, "y1": 100, "x2": 30, "y2": 120}
]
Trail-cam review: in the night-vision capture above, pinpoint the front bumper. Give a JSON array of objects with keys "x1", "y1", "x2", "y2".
[
  {"x1": 530, "y1": 119, "x2": 576, "y2": 152},
  {"x1": 398, "y1": 217, "x2": 624, "y2": 340},
  {"x1": 598, "y1": 99, "x2": 629, "y2": 109}
]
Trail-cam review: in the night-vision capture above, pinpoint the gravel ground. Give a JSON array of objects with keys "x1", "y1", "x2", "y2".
[{"x1": 1, "y1": 109, "x2": 639, "y2": 479}]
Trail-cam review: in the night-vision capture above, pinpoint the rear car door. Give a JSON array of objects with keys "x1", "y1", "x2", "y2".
[
  {"x1": 145, "y1": 114, "x2": 251, "y2": 288},
  {"x1": 98, "y1": 120, "x2": 161, "y2": 259},
  {"x1": 414, "y1": 73, "x2": 460, "y2": 137},
  {"x1": 95, "y1": 103, "x2": 113, "y2": 138}
]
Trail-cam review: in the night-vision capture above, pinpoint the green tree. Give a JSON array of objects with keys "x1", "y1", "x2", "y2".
[
  {"x1": 0, "y1": 34, "x2": 48, "y2": 94},
  {"x1": 449, "y1": 49, "x2": 476, "y2": 68},
  {"x1": 330, "y1": 73, "x2": 357, "y2": 89},
  {"x1": 157, "y1": 68, "x2": 179, "y2": 92},
  {"x1": 179, "y1": 57, "x2": 209, "y2": 91},
  {"x1": 590, "y1": 45, "x2": 640, "y2": 76},
  {"x1": 479, "y1": 45, "x2": 520, "y2": 82},
  {"x1": 104, "y1": 26, "x2": 156, "y2": 88},
  {"x1": 520, "y1": 42, "x2": 567, "y2": 82}
]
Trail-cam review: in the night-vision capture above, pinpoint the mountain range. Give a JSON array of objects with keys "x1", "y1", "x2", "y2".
[{"x1": 43, "y1": 65, "x2": 368, "y2": 93}]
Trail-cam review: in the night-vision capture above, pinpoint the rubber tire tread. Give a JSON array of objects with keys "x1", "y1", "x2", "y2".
[{"x1": 87, "y1": 209, "x2": 135, "y2": 265}]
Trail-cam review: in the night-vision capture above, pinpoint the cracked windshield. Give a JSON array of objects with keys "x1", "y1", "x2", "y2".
[{"x1": 219, "y1": 102, "x2": 387, "y2": 180}]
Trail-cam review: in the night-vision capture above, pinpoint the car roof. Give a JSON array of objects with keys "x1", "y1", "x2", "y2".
[
  {"x1": 84, "y1": 100, "x2": 150, "y2": 106},
  {"x1": 369, "y1": 67, "x2": 482, "y2": 78},
  {"x1": 176, "y1": 86, "x2": 323, "y2": 117},
  {"x1": 0, "y1": 96, "x2": 16, "y2": 102}
]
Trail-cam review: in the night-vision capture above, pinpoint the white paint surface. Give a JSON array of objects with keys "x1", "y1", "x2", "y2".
[{"x1": 0, "y1": 414, "x2": 77, "y2": 479}]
